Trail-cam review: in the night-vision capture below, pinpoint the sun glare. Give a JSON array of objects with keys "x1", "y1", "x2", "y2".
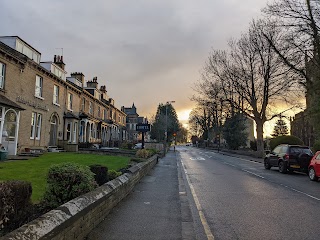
[{"x1": 177, "y1": 109, "x2": 192, "y2": 129}]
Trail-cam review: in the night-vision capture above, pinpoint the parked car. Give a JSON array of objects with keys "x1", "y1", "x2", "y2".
[
  {"x1": 264, "y1": 144, "x2": 313, "y2": 173},
  {"x1": 134, "y1": 143, "x2": 142, "y2": 149},
  {"x1": 308, "y1": 151, "x2": 320, "y2": 181}
]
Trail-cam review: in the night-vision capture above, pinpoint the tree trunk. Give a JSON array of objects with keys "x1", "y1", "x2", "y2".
[{"x1": 256, "y1": 119, "x2": 264, "y2": 158}]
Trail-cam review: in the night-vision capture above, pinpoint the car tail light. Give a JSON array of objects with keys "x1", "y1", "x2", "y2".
[{"x1": 284, "y1": 154, "x2": 290, "y2": 160}]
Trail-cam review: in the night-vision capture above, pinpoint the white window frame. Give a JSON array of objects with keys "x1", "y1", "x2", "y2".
[
  {"x1": 30, "y1": 112, "x2": 36, "y2": 139},
  {"x1": 73, "y1": 122, "x2": 77, "y2": 143},
  {"x1": 30, "y1": 112, "x2": 42, "y2": 140},
  {"x1": 89, "y1": 102, "x2": 93, "y2": 115},
  {"x1": 53, "y1": 85, "x2": 59, "y2": 105},
  {"x1": 35, "y1": 75, "x2": 43, "y2": 98},
  {"x1": 0, "y1": 62, "x2": 5, "y2": 89},
  {"x1": 67, "y1": 122, "x2": 72, "y2": 143},
  {"x1": 36, "y1": 114, "x2": 42, "y2": 140},
  {"x1": 68, "y1": 93, "x2": 73, "y2": 111}
]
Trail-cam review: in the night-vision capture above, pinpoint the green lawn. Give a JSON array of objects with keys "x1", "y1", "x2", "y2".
[{"x1": 0, "y1": 152, "x2": 130, "y2": 203}]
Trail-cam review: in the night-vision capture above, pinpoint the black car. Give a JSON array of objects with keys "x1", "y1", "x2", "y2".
[{"x1": 264, "y1": 144, "x2": 313, "y2": 173}]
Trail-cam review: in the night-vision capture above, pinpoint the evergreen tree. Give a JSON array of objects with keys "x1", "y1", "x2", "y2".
[
  {"x1": 271, "y1": 118, "x2": 289, "y2": 137},
  {"x1": 150, "y1": 103, "x2": 180, "y2": 142},
  {"x1": 222, "y1": 113, "x2": 248, "y2": 150}
]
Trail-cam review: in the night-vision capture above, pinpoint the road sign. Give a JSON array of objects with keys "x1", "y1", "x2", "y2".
[{"x1": 136, "y1": 123, "x2": 151, "y2": 132}]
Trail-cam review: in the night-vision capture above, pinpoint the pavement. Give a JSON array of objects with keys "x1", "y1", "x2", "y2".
[{"x1": 86, "y1": 149, "x2": 195, "y2": 240}]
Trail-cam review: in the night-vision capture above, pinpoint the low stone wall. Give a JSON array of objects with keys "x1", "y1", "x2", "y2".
[
  {"x1": 1, "y1": 155, "x2": 158, "y2": 240},
  {"x1": 79, "y1": 149, "x2": 137, "y2": 157},
  {"x1": 144, "y1": 142, "x2": 164, "y2": 152}
]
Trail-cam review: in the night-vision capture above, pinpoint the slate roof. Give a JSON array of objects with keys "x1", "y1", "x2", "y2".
[{"x1": 0, "y1": 41, "x2": 28, "y2": 64}]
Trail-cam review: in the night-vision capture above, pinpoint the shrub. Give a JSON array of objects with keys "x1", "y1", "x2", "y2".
[
  {"x1": 270, "y1": 135, "x2": 304, "y2": 150},
  {"x1": 312, "y1": 140, "x2": 320, "y2": 152},
  {"x1": 42, "y1": 162, "x2": 97, "y2": 209},
  {"x1": 90, "y1": 164, "x2": 108, "y2": 186},
  {"x1": 0, "y1": 180, "x2": 32, "y2": 234},
  {"x1": 250, "y1": 140, "x2": 257, "y2": 151},
  {"x1": 108, "y1": 170, "x2": 122, "y2": 180},
  {"x1": 147, "y1": 148, "x2": 158, "y2": 155},
  {"x1": 120, "y1": 142, "x2": 134, "y2": 150},
  {"x1": 136, "y1": 149, "x2": 151, "y2": 158}
]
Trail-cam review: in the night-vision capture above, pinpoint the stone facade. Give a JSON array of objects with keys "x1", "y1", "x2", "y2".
[{"x1": 0, "y1": 36, "x2": 127, "y2": 155}]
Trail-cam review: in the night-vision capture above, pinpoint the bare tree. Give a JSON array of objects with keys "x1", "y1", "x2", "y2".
[
  {"x1": 191, "y1": 77, "x2": 227, "y2": 141},
  {"x1": 202, "y1": 19, "x2": 298, "y2": 156},
  {"x1": 188, "y1": 106, "x2": 212, "y2": 139},
  {"x1": 263, "y1": 0, "x2": 320, "y2": 105}
]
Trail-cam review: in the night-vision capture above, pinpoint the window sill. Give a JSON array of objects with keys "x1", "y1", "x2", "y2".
[
  {"x1": 53, "y1": 102, "x2": 60, "y2": 107},
  {"x1": 34, "y1": 95, "x2": 44, "y2": 100}
]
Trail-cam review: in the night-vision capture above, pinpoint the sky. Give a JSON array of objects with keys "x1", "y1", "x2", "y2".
[{"x1": 2, "y1": 0, "x2": 277, "y2": 133}]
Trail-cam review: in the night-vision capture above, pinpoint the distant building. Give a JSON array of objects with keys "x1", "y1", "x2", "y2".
[
  {"x1": 290, "y1": 111, "x2": 314, "y2": 147},
  {"x1": 290, "y1": 53, "x2": 319, "y2": 147},
  {"x1": 121, "y1": 103, "x2": 148, "y2": 142},
  {"x1": 244, "y1": 117, "x2": 255, "y2": 147}
]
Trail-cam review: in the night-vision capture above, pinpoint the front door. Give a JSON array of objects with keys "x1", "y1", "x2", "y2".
[
  {"x1": 49, "y1": 116, "x2": 58, "y2": 146},
  {"x1": 3, "y1": 109, "x2": 18, "y2": 155}
]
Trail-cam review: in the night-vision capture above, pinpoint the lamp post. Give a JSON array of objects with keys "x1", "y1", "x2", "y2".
[{"x1": 165, "y1": 101, "x2": 175, "y2": 152}]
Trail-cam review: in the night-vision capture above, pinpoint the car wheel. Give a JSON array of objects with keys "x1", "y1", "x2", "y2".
[
  {"x1": 308, "y1": 167, "x2": 318, "y2": 181},
  {"x1": 279, "y1": 161, "x2": 287, "y2": 173},
  {"x1": 264, "y1": 159, "x2": 271, "y2": 170}
]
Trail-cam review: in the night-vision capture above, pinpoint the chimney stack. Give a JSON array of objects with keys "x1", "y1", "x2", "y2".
[
  {"x1": 71, "y1": 72, "x2": 85, "y2": 86},
  {"x1": 86, "y1": 77, "x2": 99, "y2": 89},
  {"x1": 54, "y1": 55, "x2": 65, "y2": 70}
]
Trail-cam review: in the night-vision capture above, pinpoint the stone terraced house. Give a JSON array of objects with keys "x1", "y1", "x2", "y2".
[{"x1": 0, "y1": 36, "x2": 127, "y2": 155}]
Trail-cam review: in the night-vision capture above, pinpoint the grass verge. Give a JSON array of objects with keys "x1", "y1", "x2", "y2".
[{"x1": 0, "y1": 152, "x2": 130, "y2": 202}]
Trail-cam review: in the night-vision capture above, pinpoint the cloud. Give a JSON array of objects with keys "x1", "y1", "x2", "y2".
[{"x1": 1, "y1": 0, "x2": 269, "y2": 119}]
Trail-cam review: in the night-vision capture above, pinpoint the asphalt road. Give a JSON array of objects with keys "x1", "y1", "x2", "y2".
[{"x1": 179, "y1": 146, "x2": 320, "y2": 240}]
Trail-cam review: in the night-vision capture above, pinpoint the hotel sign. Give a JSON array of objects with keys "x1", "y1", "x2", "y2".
[
  {"x1": 136, "y1": 123, "x2": 150, "y2": 132},
  {"x1": 16, "y1": 96, "x2": 49, "y2": 112}
]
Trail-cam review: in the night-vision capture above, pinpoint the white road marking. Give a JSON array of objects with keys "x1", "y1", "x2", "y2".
[
  {"x1": 181, "y1": 161, "x2": 215, "y2": 240},
  {"x1": 223, "y1": 161, "x2": 320, "y2": 202},
  {"x1": 280, "y1": 184, "x2": 320, "y2": 201},
  {"x1": 223, "y1": 162, "x2": 236, "y2": 167},
  {"x1": 242, "y1": 169, "x2": 265, "y2": 179},
  {"x1": 190, "y1": 157, "x2": 206, "y2": 161}
]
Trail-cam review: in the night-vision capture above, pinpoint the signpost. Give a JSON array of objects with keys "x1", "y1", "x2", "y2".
[{"x1": 136, "y1": 123, "x2": 151, "y2": 149}]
